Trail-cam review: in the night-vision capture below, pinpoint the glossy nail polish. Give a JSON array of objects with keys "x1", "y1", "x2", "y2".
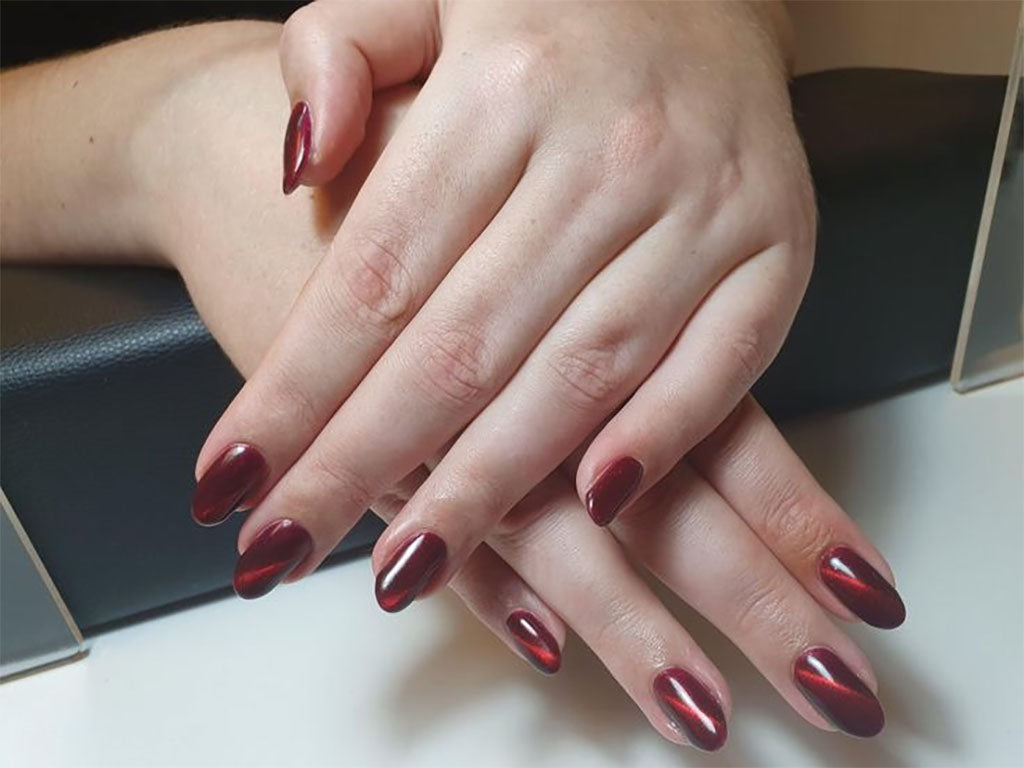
[
  {"x1": 652, "y1": 667, "x2": 728, "y2": 751},
  {"x1": 820, "y1": 546, "x2": 906, "y2": 629},
  {"x1": 375, "y1": 532, "x2": 447, "y2": 613},
  {"x1": 507, "y1": 610, "x2": 561, "y2": 674},
  {"x1": 282, "y1": 101, "x2": 311, "y2": 195},
  {"x1": 585, "y1": 457, "x2": 643, "y2": 526},
  {"x1": 794, "y1": 647, "x2": 885, "y2": 738},
  {"x1": 233, "y1": 519, "x2": 313, "y2": 600},
  {"x1": 191, "y1": 443, "x2": 268, "y2": 527}
]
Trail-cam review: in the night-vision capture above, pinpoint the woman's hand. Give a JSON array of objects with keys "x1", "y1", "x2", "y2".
[
  {"x1": 0, "y1": 21, "x2": 901, "y2": 748},
  {"x1": 194, "y1": 0, "x2": 818, "y2": 616}
]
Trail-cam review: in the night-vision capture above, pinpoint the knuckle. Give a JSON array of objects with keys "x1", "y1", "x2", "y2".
[
  {"x1": 415, "y1": 324, "x2": 495, "y2": 409},
  {"x1": 723, "y1": 324, "x2": 768, "y2": 388},
  {"x1": 260, "y1": 361, "x2": 322, "y2": 437},
  {"x1": 760, "y1": 483, "x2": 833, "y2": 564},
  {"x1": 476, "y1": 36, "x2": 559, "y2": 102},
  {"x1": 590, "y1": 592, "x2": 647, "y2": 652},
  {"x1": 547, "y1": 331, "x2": 633, "y2": 410},
  {"x1": 337, "y1": 227, "x2": 417, "y2": 335},
  {"x1": 731, "y1": 569, "x2": 807, "y2": 651},
  {"x1": 305, "y1": 450, "x2": 373, "y2": 511},
  {"x1": 597, "y1": 100, "x2": 673, "y2": 181}
]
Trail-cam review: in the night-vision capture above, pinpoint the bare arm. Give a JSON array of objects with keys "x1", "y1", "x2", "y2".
[{"x1": 1, "y1": 20, "x2": 407, "y2": 374}]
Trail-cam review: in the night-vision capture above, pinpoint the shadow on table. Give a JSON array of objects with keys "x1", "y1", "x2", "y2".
[
  {"x1": 381, "y1": 587, "x2": 954, "y2": 767},
  {"x1": 380, "y1": 397, "x2": 959, "y2": 766}
]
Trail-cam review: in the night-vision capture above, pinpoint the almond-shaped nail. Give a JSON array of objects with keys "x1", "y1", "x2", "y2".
[
  {"x1": 191, "y1": 443, "x2": 268, "y2": 526},
  {"x1": 282, "y1": 101, "x2": 311, "y2": 194},
  {"x1": 507, "y1": 610, "x2": 561, "y2": 674},
  {"x1": 652, "y1": 667, "x2": 728, "y2": 751},
  {"x1": 794, "y1": 647, "x2": 885, "y2": 738},
  {"x1": 233, "y1": 519, "x2": 313, "y2": 600},
  {"x1": 585, "y1": 457, "x2": 643, "y2": 526},
  {"x1": 820, "y1": 546, "x2": 906, "y2": 629},
  {"x1": 374, "y1": 532, "x2": 447, "y2": 613}
]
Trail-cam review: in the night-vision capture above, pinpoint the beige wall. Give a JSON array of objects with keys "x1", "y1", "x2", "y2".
[{"x1": 789, "y1": 0, "x2": 1021, "y2": 75}]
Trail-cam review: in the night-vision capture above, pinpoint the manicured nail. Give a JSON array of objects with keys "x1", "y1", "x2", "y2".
[
  {"x1": 794, "y1": 647, "x2": 885, "y2": 738},
  {"x1": 820, "y1": 546, "x2": 906, "y2": 629},
  {"x1": 585, "y1": 457, "x2": 643, "y2": 526},
  {"x1": 652, "y1": 667, "x2": 728, "y2": 751},
  {"x1": 233, "y1": 519, "x2": 313, "y2": 600},
  {"x1": 375, "y1": 532, "x2": 447, "y2": 613},
  {"x1": 507, "y1": 610, "x2": 561, "y2": 674},
  {"x1": 191, "y1": 443, "x2": 268, "y2": 527},
  {"x1": 282, "y1": 101, "x2": 311, "y2": 195}
]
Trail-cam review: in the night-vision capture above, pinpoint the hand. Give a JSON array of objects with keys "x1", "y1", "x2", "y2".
[
  {"x1": 0, "y1": 22, "x2": 901, "y2": 748},
  {"x1": 194, "y1": 0, "x2": 818, "y2": 616}
]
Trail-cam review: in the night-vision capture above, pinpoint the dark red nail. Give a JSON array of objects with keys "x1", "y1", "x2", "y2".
[
  {"x1": 191, "y1": 443, "x2": 268, "y2": 527},
  {"x1": 282, "y1": 101, "x2": 311, "y2": 194},
  {"x1": 794, "y1": 647, "x2": 885, "y2": 738},
  {"x1": 652, "y1": 667, "x2": 728, "y2": 751},
  {"x1": 585, "y1": 457, "x2": 643, "y2": 526},
  {"x1": 507, "y1": 610, "x2": 561, "y2": 674},
  {"x1": 233, "y1": 519, "x2": 313, "y2": 600},
  {"x1": 820, "y1": 546, "x2": 906, "y2": 629},
  {"x1": 375, "y1": 532, "x2": 447, "y2": 613}
]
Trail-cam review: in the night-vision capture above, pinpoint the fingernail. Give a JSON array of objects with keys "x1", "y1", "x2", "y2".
[
  {"x1": 652, "y1": 667, "x2": 728, "y2": 751},
  {"x1": 191, "y1": 443, "x2": 268, "y2": 526},
  {"x1": 282, "y1": 101, "x2": 311, "y2": 195},
  {"x1": 585, "y1": 457, "x2": 643, "y2": 526},
  {"x1": 507, "y1": 610, "x2": 562, "y2": 674},
  {"x1": 375, "y1": 532, "x2": 447, "y2": 613},
  {"x1": 794, "y1": 646, "x2": 885, "y2": 738},
  {"x1": 233, "y1": 519, "x2": 313, "y2": 600},
  {"x1": 820, "y1": 546, "x2": 906, "y2": 629}
]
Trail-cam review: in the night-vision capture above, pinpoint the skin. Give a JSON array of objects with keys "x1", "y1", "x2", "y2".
[
  {"x1": 0, "y1": 22, "x2": 895, "y2": 747},
  {"x1": 195, "y1": 1, "x2": 820, "y2": 599}
]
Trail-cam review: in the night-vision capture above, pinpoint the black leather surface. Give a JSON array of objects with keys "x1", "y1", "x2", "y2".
[{"x1": 0, "y1": 69, "x2": 1005, "y2": 633}]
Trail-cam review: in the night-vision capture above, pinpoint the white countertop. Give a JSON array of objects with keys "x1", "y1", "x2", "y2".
[{"x1": 2, "y1": 379, "x2": 1022, "y2": 768}]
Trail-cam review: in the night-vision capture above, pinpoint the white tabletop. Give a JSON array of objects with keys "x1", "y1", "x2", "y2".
[{"x1": 2, "y1": 379, "x2": 1022, "y2": 768}]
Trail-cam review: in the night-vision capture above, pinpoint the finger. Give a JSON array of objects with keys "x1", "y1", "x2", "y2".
[
  {"x1": 576, "y1": 241, "x2": 808, "y2": 526},
  {"x1": 192, "y1": 59, "x2": 531, "y2": 528},
  {"x1": 369, "y1": 214, "x2": 736, "y2": 605},
  {"x1": 244, "y1": 143, "x2": 665, "y2": 583},
  {"x1": 612, "y1": 462, "x2": 886, "y2": 738},
  {"x1": 689, "y1": 396, "x2": 907, "y2": 629},
  {"x1": 372, "y1": 476, "x2": 568, "y2": 676},
  {"x1": 488, "y1": 474, "x2": 731, "y2": 750},
  {"x1": 278, "y1": 0, "x2": 439, "y2": 190}
]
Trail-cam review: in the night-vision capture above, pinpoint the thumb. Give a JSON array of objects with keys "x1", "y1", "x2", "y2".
[{"x1": 279, "y1": 0, "x2": 439, "y2": 193}]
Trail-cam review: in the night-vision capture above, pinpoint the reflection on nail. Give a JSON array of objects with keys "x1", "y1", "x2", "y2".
[
  {"x1": 820, "y1": 546, "x2": 906, "y2": 629},
  {"x1": 585, "y1": 456, "x2": 643, "y2": 526},
  {"x1": 374, "y1": 532, "x2": 447, "y2": 613},
  {"x1": 233, "y1": 519, "x2": 313, "y2": 599},
  {"x1": 652, "y1": 667, "x2": 727, "y2": 751},
  {"x1": 507, "y1": 610, "x2": 561, "y2": 674},
  {"x1": 282, "y1": 101, "x2": 311, "y2": 194},
  {"x1": 191, "y1": 443, "x2": 268, "y2": 526},
  {"x1": 794, "y1": 646, "x2": 885, "y2": 738}
]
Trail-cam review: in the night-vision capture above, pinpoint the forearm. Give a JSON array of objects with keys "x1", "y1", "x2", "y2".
[{"x1": 0, "y1": 21, "x2": 282, "y2": 267}]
